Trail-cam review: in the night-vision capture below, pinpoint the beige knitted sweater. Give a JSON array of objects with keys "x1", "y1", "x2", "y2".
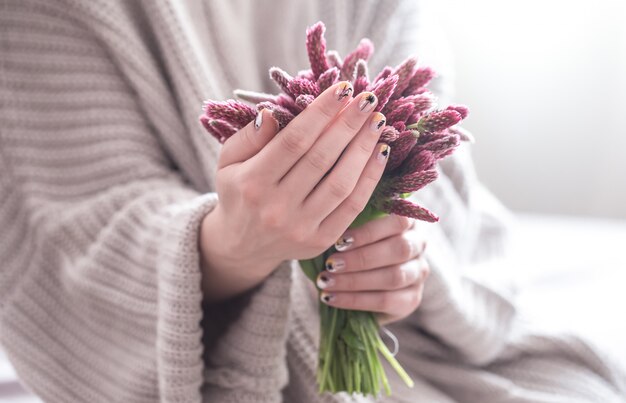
[{"x1": 1, "y1": 0, "x2": 625, "y2": 402}]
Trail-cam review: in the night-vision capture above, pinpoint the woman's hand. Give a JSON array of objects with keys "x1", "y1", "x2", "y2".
[
  {"x1": 315, "y1": 214, "x2": 430, "y2": 326},
  {"x1": 200, "y1": 81, "x2": 390, "y2": 302}
]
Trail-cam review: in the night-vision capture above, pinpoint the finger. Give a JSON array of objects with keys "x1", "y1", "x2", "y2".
[
  {"x1": 323, "y1": 232, "x2": 427, "y2": 273},
  {"x1": 316, "y1": 258, "x2": 428, "y2": 292},
  {"x1": 280, "y1": 92, "x2": 380, "y2": 200},
  {"x1": 376, "y1": 281, "x2": 426, "y2": 326},
  {"x1": 218, "y1": 109, "x2": 279, "y2": 168},
  {"x1": 320, "y1": 281, "x2": 424, "y2": 314},
  {"x1": 333, "y1": 214, "x2": 414, "y2": 252},
  {"x1": 317, "y1": 143, "x2": 389, "y2": 238},
  {"x1": 250, "y1": 81, "x2": 354, "y2": 180}
]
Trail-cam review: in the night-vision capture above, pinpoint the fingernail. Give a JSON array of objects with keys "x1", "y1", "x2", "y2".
[
  {"x1": 377, "y1": 144, "x2": 390, "y2": 162},
  {"x1": 325, "y1": 257, "x2": 345, "y2": 272},
  {"x1": 370, "y1": 112, "x2": 386, "y2": 131},
  {"x1": 335, "y1": 82, "x2": 353, "y2": 101},
  {"x1": 320, "y1": 291, "x2": 335, "y2": 304},
  {"x1": 358, "y1": 92, "x2": 377, "y2": 113},
  {"x1": 254, "y1": 110, "x2": 264, "y2": 130},
  {"x1": 316, "y1": 273, "x2": 335, "y2": 289},
  {"x1": 335, "y1": 234, "x2": 354, "y2": 252}
]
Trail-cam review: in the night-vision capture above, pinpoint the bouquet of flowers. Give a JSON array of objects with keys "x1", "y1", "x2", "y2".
[{"x1": 200, "y1": 21, "x2": 471, "y2": 397}]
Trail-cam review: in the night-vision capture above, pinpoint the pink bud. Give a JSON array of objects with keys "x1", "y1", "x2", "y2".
[
  {"x1": 326, "y1": 50, "x2": 343, "y2": 69},
  {"x1": 380, "y1": 126, "x2": 399, "y2": 143},
  {"x1": 372, "y1": 66, "x2": 393, "y2": 85},
  {"x1": 269, "y1": 67, "x2": 295, "y2": 97},
  {"x1": 202, "y1": 100, "x2": 256, "y2": 128},
  {"x1": 371, "y1": 75, "x2": 398, "y2": 112},
  {"x1": 383, "y1": 170, "x2": 438, "y2": 194},
  {"x1": 446, "y1": 104, "x2": 469, "y2": 120},
  {"x1": 296, "y1": 69, "x2": 315, "y2": 80},
  {"x1": 385, "y1": 130, "x2": 418, "y2": 172},
  {"x1": 399, "y1": 149, "x2": 437, "y2": 175},
  {"x1": 341, "y1": 38, "x2": 374, "y2": 80},
  {"x1": 419, "y1": 134, "x2": 461, "y2": 159},
  {"x1": 391, "y1": 57, "x2": 417, "y2": 99},
  {"x1": 199, "y1": 115, "x2": 225, "y2": 143},
  {"x1": 449, "y1": 126, "x2": 475, "y2": 143},
  {"x1": 275, "y1": 94, "x2": 302, "y2": 115},
  {"x1": 317, "y1": 67, "x2": 340, "y2": 92},
  {"x1": 386, "y1": 103, "x2": 415, "y2": 125},
  {"x1": 287, "y1": 77, "x2": 320, "y2": 97},
  {"x1": 353, "y1": 60, "x2": 370, "y2": 95},
  {"x1": 418, "y1": 110, "x2": 462, "y2": 133},
  {"x1": 392, "y1": 121, "x2": 406, "y2": 132},
  {"x1": 306, "y1": 22, "x2": 330, "y2": 79},
  {"x1": 402, "y1": 67, "x2": 436, "y2": 96},
  {"x1": 233, "y1": 89, "x2": 277, "y2": 104},
  {"x1": 382, "y1": 199, "x2": 439, "y2": 222},
  {"x1": 296, "y1": 94, "x2": 314, "y2": 109},
  {"x1": 386, "y1": 93, "x2": 434, "y2": 116}
]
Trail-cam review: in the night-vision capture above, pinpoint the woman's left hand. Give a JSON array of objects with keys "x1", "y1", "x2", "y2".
[{"x1": 316, "y1": 214, "x2": 430, "y2": 326}]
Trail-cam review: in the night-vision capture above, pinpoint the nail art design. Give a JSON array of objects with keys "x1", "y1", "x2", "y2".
[
  {"x1": 254, "y1": 110, "x2": 264, "y2": 130},
  {"x1": 325, "y1": 257, "x2": 345, "y2": 272},
  {"x1": 335, "y1": 234, "x2": 354, "y2": 252},
  {"x1": 370, "y1": 113, "x2": 386, "y2": 131},
  {"x1": 358, "y1": 92, "x2": 377, "y2": 112},
  {"x1": 320, "y1": 292, "x2": 335, "y2": 304},
  {"x1": 316, "y1": 274, "x2": 335, "y2": 289},
  {"x1": 335, "y1": 82, "x2": 353, "y2": 101},
  {"x1": 377, "y1": 144, "x2": 390, "y2": 161}
]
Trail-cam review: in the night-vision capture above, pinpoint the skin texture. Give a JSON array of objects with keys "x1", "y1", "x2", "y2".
[{"x1": 200, "y1": 81, "x2": 429, "y2": 325}]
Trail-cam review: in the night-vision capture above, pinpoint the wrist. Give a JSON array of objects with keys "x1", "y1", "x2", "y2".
[{"x1": 199, "y1": 205, "x2": 276, "y2": 302}]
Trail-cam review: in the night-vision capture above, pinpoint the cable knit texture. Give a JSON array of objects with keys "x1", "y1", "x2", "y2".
[{"x1": 1, "y1": 0, "x2": 625, "y2": 402}]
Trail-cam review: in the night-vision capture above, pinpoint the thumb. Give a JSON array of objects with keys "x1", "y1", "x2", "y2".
[{"x1": 217, "y1": 109, "x2": 279, "y2": 169}]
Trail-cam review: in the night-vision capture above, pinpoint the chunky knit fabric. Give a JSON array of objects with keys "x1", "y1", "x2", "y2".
[{"x1": 1, "y1": 0, "x2": 625, "y2": 402}]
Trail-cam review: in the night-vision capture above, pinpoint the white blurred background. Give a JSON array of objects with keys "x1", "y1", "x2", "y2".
[
  {"x1": 431, "y1": 0, "x2": 626, "y2": 219},
  {"x1": 426, "y1": 0, "x2": 626, "y2": 373}
]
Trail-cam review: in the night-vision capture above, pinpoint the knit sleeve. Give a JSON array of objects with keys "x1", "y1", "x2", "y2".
[{"x1": 0, "y1": 3, "x2": 219, "y2": 402}]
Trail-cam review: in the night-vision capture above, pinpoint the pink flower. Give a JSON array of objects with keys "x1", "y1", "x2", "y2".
[{"x1": 200, "y1": 21, "x2": 471, "y2": 224}]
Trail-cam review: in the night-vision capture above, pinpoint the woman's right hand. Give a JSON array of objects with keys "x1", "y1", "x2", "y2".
[{"x1": 200, "y1": 81, "x2": 390, "y2": 301}]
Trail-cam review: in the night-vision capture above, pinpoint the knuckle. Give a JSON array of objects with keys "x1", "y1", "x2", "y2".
[
  {"x1": 379, "y1": 292, "x2": 393, "y2": 312},
  {"x1": 396, "y1": 236, "x2": 414, "y2": 260},
  {"x1": 410, "y1": 286, "x2": 423, "y2": 308},
  {"x1": 328, "y1": 178, "x2": 352, "y2": 200},
  {"x1": 279, "y1": 130, "x2": 308, "y2": 155},
  {"x1": 239, "y1": 180, "x2": 262, "y2": 204},
  {"x1": 421, "y1": 262, "x2": 431, "y2": 279},
  {"x1": 356, "y1": 139, "x2": 374, "y2": 156},
  {"x1": 345, "y1": 195, "x2": 367, "y2": 217},
  {"x1": 312, "y1": 103, "x2": 336, "y2": 122},
  {"x1": 395, "y1": 215, "x2": 413, "y2": 232},
  {"x1": 259, "y1": 206, "x2": 286, "y2": 229},
  {"x1": 338, "y1": 115, "x2": 363, "y2": 133},
  {"x1": 288, "y1": 226, "x2": 310, "y2": 244},
  {"x1": 306, "y1": 147, "x2": 333, "y2": 173},
  {"x1": 390, "y1": 266, "x2": 408, "y2": 289}
]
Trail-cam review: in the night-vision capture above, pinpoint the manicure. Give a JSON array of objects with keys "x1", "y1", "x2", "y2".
[
  {"x1": 358, "y1": 92, "x2": 377, "y2": 113},
  {"x1": 335, "y1": 234, "x2": 354, "y2": 251},
  {"x1": 325, "y1": 257, "x2": 345, "y2": 272},
  {"x1": 320, "y1": 291, "x2": 335, "y2": 304},
  {"x1": 316, "y1": 273, "x2": 335, "y2": 289},
  {"x1": 335, "y1": 81, "x2": 353, "y2": 102},
  {"x1": 369, "y1": 112, "x2": 386, "y2": 131},
  {"x1": 377, "y1": 144, "x2": 390, "y2": 162},
  {"x1": 254, "y1": 110, "x2": 264, "y2": 130}
]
